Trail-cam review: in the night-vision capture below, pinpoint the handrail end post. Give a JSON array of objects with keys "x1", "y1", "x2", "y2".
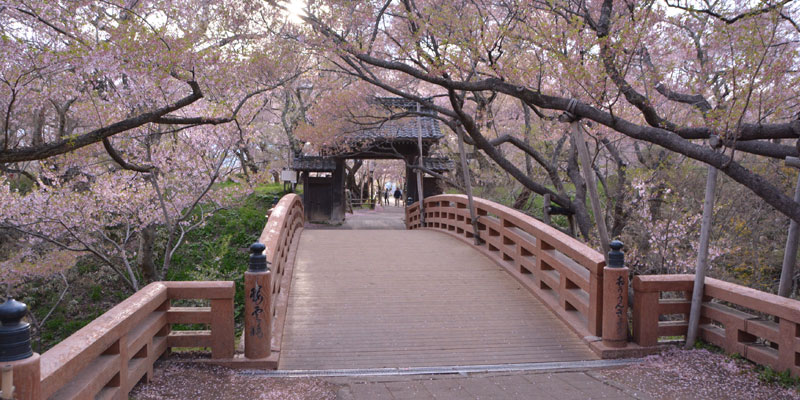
[
  {"x1": 244, "y1": 243, "x2": 273, "y2": 359},
  {"x1": 602, "y1": 241, "x2": 629, "y2": 348}
]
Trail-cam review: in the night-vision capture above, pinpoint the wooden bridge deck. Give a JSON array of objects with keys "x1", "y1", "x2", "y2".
[{"x1": 278, "y1": 229, "x2": 598, "y2": 370}]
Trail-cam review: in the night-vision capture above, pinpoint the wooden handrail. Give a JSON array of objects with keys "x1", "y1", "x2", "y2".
[
  {"x1": 633, "y1": 274, "x2": 800, "y2": 376},
  {"x1": 406, "y1": 194, "x2": 606, "y2": 338},
  {"x1": 256, "y1": 193, "x2": 304, "y2": 356},
  {"x1": 13, "y1": 281, "x2": 234, "y2": 400}
]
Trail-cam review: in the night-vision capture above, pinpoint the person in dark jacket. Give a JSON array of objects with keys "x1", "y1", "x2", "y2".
[{"x1": 393, "y1": 188, "x2": 402, "y2": 206}]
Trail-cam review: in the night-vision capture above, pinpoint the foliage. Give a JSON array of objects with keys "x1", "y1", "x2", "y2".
[
  {"x1": 0, "y1": 0, "x2": 309, "y2": 291},
  {"x1": 757, "y1": 366, "x2": 800, "y2": 389},
  {"x1": 286, "y1": 0, "x2": 800, "y2": 232},
  {"x1": 7, "y1": 183, "x2": 285, "y2": 352},
  {"x1": 165, "y1": 185, "x2": 285, "y2": 330},
  {"x1": 20, "y1": 257, "x2": 129, "y2": 352}
]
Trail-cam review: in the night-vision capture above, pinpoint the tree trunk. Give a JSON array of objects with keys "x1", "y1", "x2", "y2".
[
  {"x1": 512, "y1": 190, "x2": 532, "y2": 210},
  {"x1": 345, "y1": 160, "x2": 363, "y2": 197},
  {"x1": 138, "y1": 224, "x2": 157, "y2": 282},
  {"x1": 601, "y1": 138, "x2": 629, "y2": 238},
  {"x1": 686, "y1": 165, "x2": 718, "y2": 347},
  {"x1": 455, "y1": 125, "x2": 481, "y2": 244},
  {"x1": 514, "y1": 100, "x2": 535, "y2": 211},
  {"x1": 778, "y1": 171, "x2": 800, "y2": 297},
  {"x1": 566, "y1": 142, "x2": 592, "y2": 239},
  {"x1": 572, "y1": 122, "x2": 611, "y2": 257},
  {"x1": 239, "y1": 146, "x2": 259, "y2": 174},
  {"x1": 416, "y1": 102, "x2": 426, "y2": 225},
  {"x1": 32, "y1": 107, "x2": 46, "y2": 147}
]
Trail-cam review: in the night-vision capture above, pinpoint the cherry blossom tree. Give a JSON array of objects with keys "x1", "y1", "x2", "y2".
[
  {"x1": 279, "y1": 0, "x2": 800, "y2": 225},
  {"x1": 0, "y1": 0, "x2": 305, "y2": 295}
]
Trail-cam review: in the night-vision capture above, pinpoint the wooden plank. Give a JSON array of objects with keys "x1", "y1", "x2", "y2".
[
  {"x1": 164, "y1": 281, "x2": 234, "y2": 300},
  {"x1": 166, "y1": 307, "x2": 211, "y2": 324},
  {"x1": 658, "y1": 298, "x2": 691, "y2": 315},
  {"x1": 633, "y1": 275, "x2": 694, "y2": 292},
  {"x1": 126, "y1": 311, "x2": 167, "y2": 356},
  {"x1": 278, "y1": 229, "x2": 597, "y2": 369},
  {"x1": 167, "y1": 331, "x2": 212, "y2": 348},
  {"x1": 47, "y1": 354, "x2": 119, "y2": 400},
  {"x1": 95, "y1": 386, "x2": 120, "y2": 400},
  {"x1": 125, "y1": 356, "x2": 149, "y2": 393},
  {"x1": 658, "y1": 321, "x2": 689, "y2": 337}
]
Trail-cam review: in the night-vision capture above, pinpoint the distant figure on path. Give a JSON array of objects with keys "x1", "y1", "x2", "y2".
[
  {"x1": 393, "y1": 188, "x2": 402, "y2": 206},
  {"x1": 384, "y1": 189, "x2": 389, "y2": 206}
]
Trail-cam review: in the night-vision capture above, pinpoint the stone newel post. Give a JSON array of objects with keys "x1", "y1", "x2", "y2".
[
  {"x1": 602, "y1": 240, "x2": 629, "y2": 348},
  {"x1": 0, "y1": 298, "x2": 40, "y2": 400},
  {"x1": 244, "y1": 243, "x2": 272, "y2": 359}
]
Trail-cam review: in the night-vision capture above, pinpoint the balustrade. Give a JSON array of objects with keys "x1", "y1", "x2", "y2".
[
  {"x1": 407, "y1": 194, "x2": 607, "y2": 338},
  {"x1": 633, "y1": 275, "x2": 800, "y2": 376}
]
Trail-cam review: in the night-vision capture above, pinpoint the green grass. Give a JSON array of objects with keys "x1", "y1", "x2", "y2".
[
  {"x1": 693, "y1": 338, "x2": 724, "y2": 353},
  {"x1": 89, "y1": 285, "x2": 103, "y2": 301},
  {"x1": 757, "y1": 366, "x2": 800, "y2": 389},
  {"x1": 165, "y1": 183, "x2": 293, "y2": 333},
  {"x1": 22, "y1": 258, "x2": 124, "y2": 352},
  {"x1": 19, "y1": 182, "x2": 295, "y2": 351}
]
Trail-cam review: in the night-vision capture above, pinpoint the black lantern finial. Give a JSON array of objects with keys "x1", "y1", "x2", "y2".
[
  {"x1": 608, "y1": 240, "x2": 625, "y2": 268},
  {"x1": 248, "y1": 243, "x2": 269, "y2": 272},
  {"x1": 0, "y1": 298, "x2": 33, "y2": 361}
]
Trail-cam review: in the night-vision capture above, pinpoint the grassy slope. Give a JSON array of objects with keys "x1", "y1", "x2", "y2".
[{"x1": 26, "y1": 183, "x2": 299, "y2": 352}]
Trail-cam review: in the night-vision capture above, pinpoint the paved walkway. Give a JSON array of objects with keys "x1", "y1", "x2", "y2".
[
  {"x1": 305, "y1": 205, "x2": 407, "y2": 230},
  {"x1": 133, "y1": 361, "x2": 651, "y2": 399},
  {"x1": 278, "y1": 228, "x2": 597, "y2": 369},
  {"x1": 334, "y1": 370, "x2": 645, "y2": 400}
]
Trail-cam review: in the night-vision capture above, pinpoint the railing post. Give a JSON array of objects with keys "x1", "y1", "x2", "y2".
[
  {"x1": 210, "y1": 297, "x2": 235, "y2": 359},
  {"x1": 244, "y1": 243, "x2": 272, "y2": 359},
  {"x1": 588, "y1": 267, "x2": 603, "y2": 337},
  {"x1": 0, "y1": 299, "x2": 40, "y2": 400},
  {"x1": 632, "y1": 287, "x2": 659, "y2": 347},
  {"x1": 602, "y1": 240, "x2": 629, "y2": 348}
]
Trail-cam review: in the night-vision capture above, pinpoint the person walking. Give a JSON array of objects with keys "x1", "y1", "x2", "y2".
[
  {"x1": 393, "y1": 187, "x2": 402, "y2": 206},
  {"x1": 384, "y1": 188, "x2": 389, "y2": 206}
]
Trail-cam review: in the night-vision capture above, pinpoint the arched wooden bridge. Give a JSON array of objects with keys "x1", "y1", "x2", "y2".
[
  {"x1": 273, "y1": 195, "x2": 607, "y2": 370},
  {"x1": 12, "y1": 193, "x2": 800, "y2": 399}
]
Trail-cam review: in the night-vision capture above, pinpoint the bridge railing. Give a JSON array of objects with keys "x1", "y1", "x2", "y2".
[
  {"x1": 7, "y1": 281, "x2": 234, "y2": 400},
  {"x1": 254, "y1": 193, "x2": 304, "y2": 357},
  {"x1": 633, "y1": 274, "x2": 800, "y2": 376},
  {"x1": 406, "y1": 194, "x2": 606, "y2": 338}
]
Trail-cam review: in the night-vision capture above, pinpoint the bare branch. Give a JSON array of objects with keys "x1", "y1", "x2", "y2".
[
  {"x1": 0, "y1": 80, "x2": 204, "y2": 163},
  {"x1": 665, "y1": 0, "x2": 793, "y2": 25}
]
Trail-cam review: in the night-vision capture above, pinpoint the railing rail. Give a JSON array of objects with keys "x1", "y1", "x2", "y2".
[
  {"x1": 633, "y1": 274, "x2": 800, "y2": 376},
  {"x1": 407, "y1": 194, "x2": 606, "y2": 338},
  {"x1": 256, "y1": 193, "x2": 304, "y2": 356},
  {"x1": 21, "y1": 280, "x2": 235, "y2": 400}
]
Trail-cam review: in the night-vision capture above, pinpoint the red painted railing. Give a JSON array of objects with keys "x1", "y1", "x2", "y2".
[
  {"x1": 633, "y1": 275, "x2": 800, "y2": 376},
  {"x1": 256, "y1": 193, "x2": 304, "y2": 358},
  {"x1": 9, "y1": 281, "x2": 234, "y2": 400},
  {"x1": 407, "y1": 194, "x2": 606, "y2": 338}
]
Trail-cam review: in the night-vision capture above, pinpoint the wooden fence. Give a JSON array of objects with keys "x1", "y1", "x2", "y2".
[
  {"x1": 633, "y1": 275, "x2": 800, "y2": 376},
  {"x1": 14, "y1": 281, "x2": 234, "y2": 400},
  {"x1": 406, "y1": 194, "x2": 606, "y2": 338}
]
